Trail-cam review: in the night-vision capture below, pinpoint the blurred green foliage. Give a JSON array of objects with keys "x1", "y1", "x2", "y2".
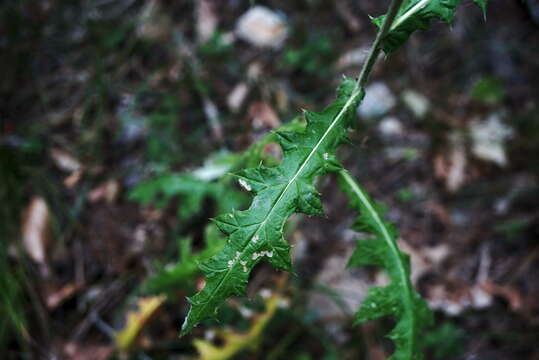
[
  {"x1": 144, "y1": 95, "x2": 186, "y2": 165},
  {"x1": 198, "y1": 31, "x2": 233, "y2": 58},
  {"x1": 0, "y1": 145, "x2": 34, "y2": 350},
  {"x1": 142, "y1": 226, "x2": 226, "y2": 296},
  {"x1": 470, "y1": 76, "x2": 505, "y2": 105},
  {"x1": 494, "y1": 218, "x2": 531, "y2": 241},
  {"x1": 280, "y1": 34, "x2": 335, "y2": 75},
  {"x1": 129, "y1": 151, "x2": 247, "y2": 219},
  {"x1": 422, "y1": 322, "x2": 465, "y2": 360},
  {"x1": 397, "y1": 187, "x2": 415, "y2": 203}
]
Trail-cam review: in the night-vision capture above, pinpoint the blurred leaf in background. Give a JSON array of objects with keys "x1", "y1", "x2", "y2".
[
  {"x1": 129, "y1": 151, "x2": 246, "y2": 219},
  {"x1": 422, "y1": 322, "x2": 466, "y2": 360},
  {"x1": 142, "y1": 226, "x2": 226, "y2": 296},
  {"x1": 280, "y1": 34, "x2": 335, "y2": 76},
  {"x1": 470, "y1": 76, "x2": 506, "y2": 105}
]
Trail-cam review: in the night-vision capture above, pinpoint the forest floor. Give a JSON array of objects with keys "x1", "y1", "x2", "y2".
[{"x1": 1, "y1": 0, "x2": 539, "y2": 359}]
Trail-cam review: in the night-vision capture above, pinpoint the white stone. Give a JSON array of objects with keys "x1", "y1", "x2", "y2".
[
  {"x1": 470, "y1": 113, "x2": 513, "y2": 166},
  {"x1": 235, "y1": 6, "x2": 288, "y2": 48},
  {"x1": 378, "y1": 116, "x2": 403, "y2": 137},
  {"x1": 358, "y1": 82, "x2": 396, "y2": 118},
  {"x1": 238, "y1": 306, "x2": 253, "y2": 318},
  {"x1": 402, "y1": 89, "x2": 430, "y2": 119},
  {"x1": 336, "y1": 46, "x2": 370, "y2": 69},
  {"x1": 260, "y1": 288, "x2": 272, "y2": 299}
]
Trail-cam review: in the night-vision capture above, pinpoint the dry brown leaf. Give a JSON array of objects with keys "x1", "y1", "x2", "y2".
[
  {"x1": 64, "y1": 342, "x2": 113, "y2": 360},
  {"x1": 227, "y1": 82, "x2": 249, "y2": 112},
  {"x1": 427, "y1": 282, "x2": 493, "y2": 316},
  {"x1": 50, "y1": 148, "x2": 82, "y2": 172},
  {"x1": 446, "y1": 132, "x2": 467, "y2": 192},
  {"x1": 45, "y1": 283, "x2": 80, "y2": 309},
  {"x1": 22, "y1": 197, "x2": 51, "y2": 269},
  {"x1": 433, "y1": 132, "x2": 468, "y2": 192},
  {"x1": 398, "y1": 239, "x2": 450, "y2": 284},
  {"x1": 137, "y1": 0, "x2": 171, "y2": 41},
  {"x1": 481, "y1": 280, "x2": 523, "y2": 311},
  {"x1": 196, "y1": 0, "x2": 218, "y2": 43},
  {"x1": 64, "y1": 169, "x2": 83, "y2": 188},
  {"x1": 249, "y1": 102, "x2": 280, "y2": 129},
  {"x1": 88, "y1": 180, "x2": 120, "y2": 204}
]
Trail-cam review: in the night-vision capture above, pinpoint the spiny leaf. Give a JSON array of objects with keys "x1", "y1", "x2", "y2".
[
  {"x1": 373, "y1": 0, "x2": 489, "y2": 53},
  {"x1": 129, "y1": 120, "x2": 306, "y2": 219},
  {"x1": 338, "y1": 170, "x2": 433, "y2": 360},
  {"x1": 181, "y1": 78, "x2": 364, "y2": 336}
]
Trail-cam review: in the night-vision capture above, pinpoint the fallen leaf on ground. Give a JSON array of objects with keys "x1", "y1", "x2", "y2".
[
  {"x1": 249, "y1": 102, "x2": 280, "y2": 129},
  {"x1": 481, "y1": 280, "x2": 523, "y2": 311},
  {"x1": 227, "y1": 82, "x2": 249, "y2": 112},
  {"x1": 45, "y1": 283, "x2": 81, "y2": 309},
  {"x1": 63, "y1": 342, "x2": 113, "y2": 360},
  {"x1": 22, "y1": 197, "x2": 51, "y2": 275},
  {"x1": 50, "y1": 148, "x2": 82, "y2": 172},
  {"x1": 196, "y1": 0, "x2": 218, "y2": 43},
  {"x1": 88, "y1": 180, "x2": 120, "y2": 203},
  {"x1": 434, "y1": 132, "x2": 467, "y2": 192},
  {"x1": 193, "y1": 293, "x2": 283, "y2": 360},
  {"x1": 115, "y1": 295, "x2": 166, "y2": 352}
]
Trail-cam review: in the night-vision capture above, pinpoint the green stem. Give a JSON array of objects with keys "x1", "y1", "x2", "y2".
[
  {"x1": 389, "y1": 0, "x2": 428, "y2": 32},
  {"x1": 356, "y1": 0, "x2": 404, "y2": 89}
]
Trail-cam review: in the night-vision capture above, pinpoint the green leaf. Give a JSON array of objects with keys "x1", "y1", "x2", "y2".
[
  {"x1": 181, "y1": 78, "x2": 364, "y2": 336},
  {"x1": 129, "y1": 173, "x2": 246, "y2": 219},
  {"x1": 473, "y1": 0, "x2": 488, "y2": 15},
  {"x1": 470, "y1": 76, "x2": 505, "y2": 105},
  {"x1": 142, "y1": 225, "x2": 226, "y2": 295},
  {"x1": 373, "y1": 0, "x2": 489, "y2": 53},
  {"x1": 338, "y1": 170, "x2": 433, "y2": 360}
]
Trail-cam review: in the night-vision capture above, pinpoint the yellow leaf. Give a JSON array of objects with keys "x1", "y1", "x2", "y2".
[
  {"x1": 193, "y1": 294, "x2": 281, "y2": 360},
  {"x1": 115, "y1": 295, "x2": 166, "y2": 352}
]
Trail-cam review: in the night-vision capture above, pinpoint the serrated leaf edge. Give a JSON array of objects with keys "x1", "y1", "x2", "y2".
[
  {"x1": 339, "y1": 169, "x2": 432, "y2": 360},
  {"x1": 180, "y1": 82, "x2": 364, "y2": 336}
]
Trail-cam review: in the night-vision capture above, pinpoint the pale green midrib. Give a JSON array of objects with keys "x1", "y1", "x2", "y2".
[
  {"x1": 339, "y1": 170, "x2": 416, "y2": 356},
  {"x1": 187, "y1": 87, "x2": 363, "y2": 327},
  {"x1": 390, "y1": 0, "x2": 431, "y2": 31}
]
